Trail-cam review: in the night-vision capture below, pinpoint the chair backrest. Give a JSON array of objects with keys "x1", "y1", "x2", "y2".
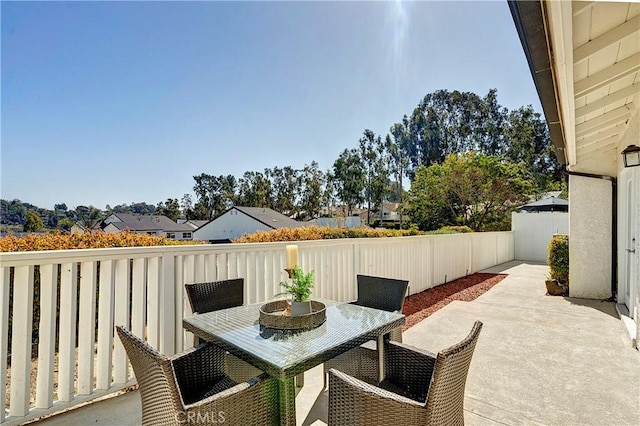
[
  {"x1": 185, "y1": 278, "x2": 244, "y2": 314},
  {"x1": 354, "y1": 275, "x2": 409, "y2": 312},
  {"x1": 115, "y1": 326, "x2": 182, "y2": 425},
  {"x1": 424, "y1": 321, "x2": 483, "y2": 426}
]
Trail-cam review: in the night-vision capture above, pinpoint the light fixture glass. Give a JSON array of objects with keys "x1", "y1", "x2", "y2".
[{"x1": 621, "y1": 144, "x2": 640, "y2": 168}]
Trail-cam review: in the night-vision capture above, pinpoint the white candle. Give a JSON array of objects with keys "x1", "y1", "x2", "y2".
[{"x1": 286, "y1": 245, "x2": 298, "y2": 269}]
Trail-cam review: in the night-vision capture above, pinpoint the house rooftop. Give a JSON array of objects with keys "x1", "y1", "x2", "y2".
[
  {"x1": 233, "y1": 206, "x2": 308, "y2": 229},
  {"x1": 107, "y1": 213, "x2": 194, "y2": 233}
]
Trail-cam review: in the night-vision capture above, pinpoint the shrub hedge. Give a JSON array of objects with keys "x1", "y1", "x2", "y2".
[
  {"x1": 233, "y1": 226, "x2": 422, "y2": 242},
  {"x1": 233, "y1": 225, "x2": 473, "y2": 243},
  {"x1": 437, "y1": 225, "x2": 474, "y2": 234},
  {"x1": 547, "y1": 234, "x2": 569, "y2": 284},
  {"x1": 0, "y1": 230, "x2": 200, "y2": 252}
]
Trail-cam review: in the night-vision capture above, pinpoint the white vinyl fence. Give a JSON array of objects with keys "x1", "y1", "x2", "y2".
[
  {"x1": 511, "y1": 211, "x2": 569, "y2": 262},
  {"x1": 0, "y1": 232, "x2": 513, "y2": 424}
]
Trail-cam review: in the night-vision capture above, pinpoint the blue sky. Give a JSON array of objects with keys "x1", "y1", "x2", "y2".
[{"x1": 1, "y1": 0, "x2": 542, "y2": 210}]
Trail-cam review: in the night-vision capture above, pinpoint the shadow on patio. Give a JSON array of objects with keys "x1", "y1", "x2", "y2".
[{"x1": 34, "y1": 261, "x2": 639, "y2": 426}]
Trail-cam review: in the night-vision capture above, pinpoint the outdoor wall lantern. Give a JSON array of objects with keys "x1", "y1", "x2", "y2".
[{"x1": 621, "y1": 144, "x2": 640, "y2": 168}]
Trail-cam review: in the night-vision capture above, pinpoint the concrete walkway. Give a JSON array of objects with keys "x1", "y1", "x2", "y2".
[
  {"x1": 404, "y1": 261, "x2": 639, "y2": 426},
  {"x1": 35, "y1": 261, "x2": 639, "y2": 426}
]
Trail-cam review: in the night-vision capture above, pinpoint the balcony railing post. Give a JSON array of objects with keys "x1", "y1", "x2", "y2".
[
  {"x1": 113, "y1": 258, "x2": 131, "y2": 384},
  {"x1": 174, "y1": 255, "x2": 186, "y2": 351},
  {"x1": 78, "y1": 261, "x2": 98, "y2": 395},
  {"x1": 58, "y1": 262, "x2": 78, "y2": 402},
  {"x1": 36, "y1": 264, "x2": 57, "y2": 408},
  {"x1": 96, "y1": 260, "x2": 115, "y2": 390},
  {"x1": 160, "y1": 253, "x2": 176, "y2": 356},
  {"x1": 9, "y1": 265, "x2": 34, "y2": 416},
  {"x1": 0, "y1": 267, "x2": 10, "y2": 422},
  {"x1": 130, "y1": 258, "x2": 147, "y2": 343}
]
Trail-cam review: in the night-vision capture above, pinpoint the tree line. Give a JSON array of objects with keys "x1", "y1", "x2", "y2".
[
  {"x1": 1, "y1": 200, "x2": 161, "y2": 232},
  {"x1": 2, "y1": 89, "x2": 561, "y2": 233},
  {"x1": 186, "y1": 89, "x2": 561, "y2": 228}
]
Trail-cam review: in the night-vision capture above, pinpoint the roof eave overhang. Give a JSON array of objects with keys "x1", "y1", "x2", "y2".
[{"x1": 508, "y1": 0, "x2": 572, "y2": 166}]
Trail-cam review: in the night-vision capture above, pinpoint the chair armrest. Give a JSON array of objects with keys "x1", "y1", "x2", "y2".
[
  {"x1": 184, "y1": 373, "x2": 280, "y2": 424},
  {"x1": 384, "y1": 341, "x2": 436, "y2": 402},
  {"x1": 328, "y1": 368, "x2": 426, "y2": 425},
  {"x1": 184, "y1": 372, "x2": 268, "y2": 406},
  {"x1": 171, "y1": 342, "x2": 227, "y2": 397}
]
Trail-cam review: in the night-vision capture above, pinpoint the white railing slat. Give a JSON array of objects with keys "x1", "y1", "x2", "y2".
[
  {"x1": 256, "y1": 252, "x2": 265, "y2": 303},
  {"x1": 218, "y1": 252, "x2": 228, "y2": 281},
  {"x1": 183, "y1": 255, "x2": 195, "y2": 285},
  {"x1": 96, "y1": 260, "x2": 115, "y2": 390},
  {"x1": 0, "y1": 267, "x2": 10, "y2": 421},
  {"x1": 204, "y1": 253, "x2": 216, "y2": 281},
  {"x1": 78, "y1": 261, "x2": 97, "y2": 395},
  {"x1": 174, "y1": 256, "x2": 189, "y2": 350},
  {"x1": 146, "y1": 257, "x2": 160, "y2": 350},
  {"x1": 194, "y1": 255, "x2": 205, "y2": 282},
  {"x1": 267, "y1": 250, "x2": 279, "y2": 300},
  {"x1": 36, "y1": 264, "x2": 57, "y2": 408},
  {"x1": 58, "y1": 262, "x2": 77, "y2": 402},
  {"x1": 130, "y1": 258, "x2": 147, "y2": 339},
  {"x1": 160, "y1": 253, "x2": 175, "y2": 355},
  {"x1": 9, "y1": 266, "x2": 34, "y2": 416},
  {"x1": 113, "y1": 259, "x2": 130, "y2": 383}
]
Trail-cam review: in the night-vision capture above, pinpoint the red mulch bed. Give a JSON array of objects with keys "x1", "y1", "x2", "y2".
[{"x1": 402, "y1": 273, "x2": 507, "y2": 331}]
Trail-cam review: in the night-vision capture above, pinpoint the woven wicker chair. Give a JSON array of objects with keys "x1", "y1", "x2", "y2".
[
  {"x1": 185, "y1": 278, "x2": 244, "y2": 314},
  {"x1": 116, "y1": 326, "x2": 280, "y2": 426},
  {"x1": 184, "y1": 278, "x2": 263, "y2": 382},
  {"x1": 323, "y1": 275, "x2": 409, "y2": 387},
  {"x1": 328, "y1": 321, "x2": 483, "y2": 426}
]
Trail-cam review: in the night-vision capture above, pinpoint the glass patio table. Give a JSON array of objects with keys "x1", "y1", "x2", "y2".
[{"x1": 183, "y1": 298, "x2": 405, "y2": 426}]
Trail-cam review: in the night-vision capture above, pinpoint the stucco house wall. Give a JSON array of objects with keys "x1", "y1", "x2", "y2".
[
  {"x1": 569, "y1": 175, "x2": 613, "y2": 299},
  {"x1": 193, "y1": 210, "x2": 271, "y2": 242}
]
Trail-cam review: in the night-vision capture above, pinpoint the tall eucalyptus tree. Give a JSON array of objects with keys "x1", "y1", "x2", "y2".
[
  {"x1": 331, "y1": 149, "x2": 365, "y2": 216},
  {"x1": 297, "y1": 161, "x2": 325, "y2": 220},
  {"x1": 358, "y1": 130, "x2": 380, "y2": 225}
]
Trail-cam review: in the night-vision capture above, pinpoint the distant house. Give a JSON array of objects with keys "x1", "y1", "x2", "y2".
[
  {"x1": 373, "y1": 202, "x2": 400, "y2": 222},
  {"x1": 102, "y1": 213, "x2": 195, "y2": 240},
  {"x1": 355, "y1": 202, "x2": 401, "y2": 227},
  {"x1": 315, "y1": 216, "x2": 361, "y2": 229},
  {"x1": 193, "y1": 206, "x2": 308, "y2": 243},
  {"x1": 70, "y1": 223, "x2": 101, "y2": 234},
  {"x1": 183, "y1": 220, "x2": 208, "y2": 230}
]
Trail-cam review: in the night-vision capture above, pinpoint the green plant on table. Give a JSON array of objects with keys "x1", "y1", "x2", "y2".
[{"x1": 279, "y1": 266, "x2": 315, "y2": 302}]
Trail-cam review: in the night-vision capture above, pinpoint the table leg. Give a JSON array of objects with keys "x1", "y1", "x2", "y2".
[
  {"x1": 295, "y1": 372, "x2": 304, "y2": 388},
  {"x1": 377, "y1": 334, "x2": 385, "y2": 382},
  {"x1": 278, "y1": 377, "x2": 296, "y2": 426}
]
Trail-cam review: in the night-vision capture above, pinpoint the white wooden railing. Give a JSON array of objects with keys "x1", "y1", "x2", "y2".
[{"x1": 0, "y1": 232, "x2": 513, "y2": 424}]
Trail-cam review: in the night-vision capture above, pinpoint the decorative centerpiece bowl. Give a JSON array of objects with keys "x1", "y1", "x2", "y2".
[{"x1": 259, "y1": 300, "x2": 326, "y2": 330}]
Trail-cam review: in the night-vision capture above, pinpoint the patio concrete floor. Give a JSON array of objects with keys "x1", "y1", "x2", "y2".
[{"x1": 34, "y1": 261, "x2": 639, "y2": 426}]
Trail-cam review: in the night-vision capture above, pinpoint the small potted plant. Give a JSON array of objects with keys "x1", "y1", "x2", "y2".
[
  {"x1": 546, "y1": 234, "x2": 569, "y2": 296},
  {"x1": 545, "y1": 273, "x2": 568, "y2": 296},
  {"x1": 279, "y1": 266, "x2": 315, "y2": 316}
]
